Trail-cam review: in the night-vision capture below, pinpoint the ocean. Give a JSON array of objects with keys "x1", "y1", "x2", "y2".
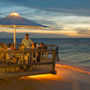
[{"x1": 0, "y1": 38, "x2": 90, "y2": 68}]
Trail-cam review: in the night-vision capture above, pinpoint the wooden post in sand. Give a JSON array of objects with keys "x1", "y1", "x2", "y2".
[{"x1": 52, "y1": 50, "x2": 56, "y2": 74}]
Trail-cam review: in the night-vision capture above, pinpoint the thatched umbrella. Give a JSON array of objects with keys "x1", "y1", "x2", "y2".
[{"x1": 0, "y1": 12, "x2": 47, "y2": 47}]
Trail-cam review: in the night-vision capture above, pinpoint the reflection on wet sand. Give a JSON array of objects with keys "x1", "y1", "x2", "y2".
[{"x1": 20, "y1": 74, "x2": 63, "y2": 81}]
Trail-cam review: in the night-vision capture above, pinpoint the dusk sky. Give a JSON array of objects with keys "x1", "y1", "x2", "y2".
[{"x1": 0, "y1": 0, "x2": 90, "y2": 38}]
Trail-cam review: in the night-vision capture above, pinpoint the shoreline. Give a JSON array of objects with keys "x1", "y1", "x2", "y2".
[{"x1": 0, "y1": 63, "x2": 90, "y2": 90}]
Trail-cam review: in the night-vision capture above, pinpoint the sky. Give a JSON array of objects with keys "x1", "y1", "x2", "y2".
[{"x1": 0, "y1": 0, "x2": 90, "y2": 38}]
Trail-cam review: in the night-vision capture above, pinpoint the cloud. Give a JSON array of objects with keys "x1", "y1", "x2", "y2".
[
  {"x1": 1, "y1": 0, "x2": 90, "y2": 38},
  {"x1": 1, "y1": 0, "x2": 90, "y2": 9},
  {"x1": 0, "y1": 13, "x2": 2, "y2": 15},
  {"x1": 78, "y1": 30, "x2": 90, "y2": 36},
  {"x1": 0, "y1": 32, "x2": 68, "y2": 38},
  {"x1": 0, "y1": 27, "x2": 88, "y2": 38},
  {"x1": 1, "y1": 0, "x2": 90, "y2": 16}
]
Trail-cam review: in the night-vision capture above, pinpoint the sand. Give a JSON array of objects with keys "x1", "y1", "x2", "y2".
[{"x1": 0, "y1": 64, "x2": 90, "y2": 90}]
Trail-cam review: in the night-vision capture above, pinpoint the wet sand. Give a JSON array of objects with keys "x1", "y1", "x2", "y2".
[{"x1": 0, "y1": 64, "x2": 90, "y2": 90}]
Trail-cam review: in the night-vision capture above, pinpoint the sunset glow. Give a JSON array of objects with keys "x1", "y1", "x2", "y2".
[{"x1": 0, "y1": 0, "x2": 90, "y2": 38}]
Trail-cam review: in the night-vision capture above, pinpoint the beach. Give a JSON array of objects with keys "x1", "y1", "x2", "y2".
[
  {"x1": 0, "y1": 63, "x2": 90, "y2": 90},
  {"x1": 0, "y1": 38, "x2": 90, "y2": 90},
  {"x1": 0, "y1": 0, "x2": 90, "y2": 89}
]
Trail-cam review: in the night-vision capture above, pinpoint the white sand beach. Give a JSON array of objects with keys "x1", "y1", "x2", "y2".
[{"x1": 0, "y1": 64, "x2": 90, "y2": 90}]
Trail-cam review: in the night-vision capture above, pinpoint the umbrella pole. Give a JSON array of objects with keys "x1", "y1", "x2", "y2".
[{"x1": 14, "y1": 25, "x2": 16, "y2": 48}]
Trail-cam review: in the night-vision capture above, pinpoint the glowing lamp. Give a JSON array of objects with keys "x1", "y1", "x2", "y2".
[{"x1": 10, "y1": 12, "x2": 20, "y2": 16}]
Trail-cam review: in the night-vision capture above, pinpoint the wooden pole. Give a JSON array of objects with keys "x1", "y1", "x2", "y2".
[
  {"x1": 14, "y1": 25, "x2": 16, "y2": 48},
  {"x1": 52, "y1": 50, "x2": 56, "y2": 74}
]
